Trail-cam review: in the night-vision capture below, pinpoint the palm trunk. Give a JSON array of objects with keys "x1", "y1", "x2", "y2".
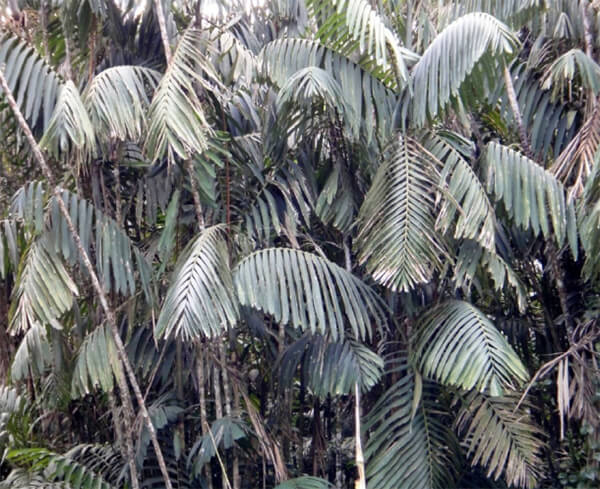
[
  {"x1": 196, "y1": 344, "x2": 214, "y2": 489},
  {"x1": 503, "y1": 64, "x2": 534, "y2": 160},
  {"x1": 0, "y1": 70, "x2": 173, "y2": 489},
  {"x1": 154, "y1": 0, "x2": 172, "y2": 64}
]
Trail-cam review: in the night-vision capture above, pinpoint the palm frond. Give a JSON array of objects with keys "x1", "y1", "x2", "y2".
[
  {"x1": 409, "y1": 12, "x2": 518, "y2": 127},
  {"x1": 40, "y1": 80, "x2": 96, "y2": 159},
  {"x1": 11, "y1": 183, "x2": 154, "y2": 300},
  {"x1": 155, "y1": 226, "x2": 239, "y2": 340},
  {"x1": 355, "y1": 135, "x2": 450, "y2": 292},
  {"x1": 260, "y1": 38, "x2": 396, "y2": 142},
  {"x1": 0, "y1": 33, "x2": 61, "y2": 130},
  {"x1": 413, "y1": 300, "x2": 529, "y2": 395},
  {"x1": 579, "y1": 155, "x2": 600, "y2": 280},
  {"x1": 542, "y1": 48, "x2": 600, "y2": 98},
  {"x1": 9, "y1": 237, "x2": 78, "y2": 334},
  {"x1": 7, "y1": 448, "x2": 116, "y2": 489},
  {"x1": 273, "y1": 477, "x2": 333, "y2": 489},
  {"x1": 365, "y1": 359, "x2": 459, "y2": 489},
  {"x1": 278, "y1": 334, "x2": 384, "y2": 397},
  {"x1": 11, "y1": 322, "x2": 52, "y2": 380},
  {"x1": 485, "y1": 142, "x2": 578, "y2": 253},
  {"x1": 234, "y1": 248, "x2": 386, "y2": 340},
  {"x1": 307, "y1": 0, "x2": 410, "y2": 89},
  {"x1": 455, "y1": 391, "x2": 545, "y2": 489},
  {"x1": 424, "y1": 131, "x2": 496, "y2": 250},
  {"x1": 85, "y1": 65, "x2": 161, "y2": 144},
  {"x1": 145, "y1": 28, "x2": 220, "y2": 163},
  {"x1": 71, "y1": 324, "x2": 124, "y2": 398},
  {"x1": 453, "y1": 240, "x2": 528, "y2": 313},
  {"x1": 0, "y1": 218, "x2": 21, "y2": 279}
]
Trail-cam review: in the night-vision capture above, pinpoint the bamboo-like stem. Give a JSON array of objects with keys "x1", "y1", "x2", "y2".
[
  {"x1": 88, "y1": 14, "x2": 97, "y2": 84},
  {"x1": 503, "y1": 64, "x2": 534, "y2": 160},
  {"x1": 39, "y1": 1, "x2": 49, "y2": 61},
  {"x1": 0, "y1": 68, "x2": 173, "y2": 489},
  {"x1": 354, "y1": 383, "x2": 366, "y2": 489}
]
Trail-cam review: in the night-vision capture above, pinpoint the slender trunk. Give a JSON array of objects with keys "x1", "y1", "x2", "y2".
[
  {"x1": 185, "y1": 159, "x2": 205, "y2": 230},
  {"x1": 88, "y1": 14, "x2": 97, "y2": 84},
  {"x1": 154, "y1": 0, "x2": 172, "y2": 63},
  {"x1": 213, "y1": 362, "x2": 225, "y2": 489},
  {"x1": 0, "y1": 70, "x2": 173, "y2": 489},
  {"x1": 354, "y1": 384, "x2": 366, "y2": 489},
  {"x1": 113, "y1": 162, "x2": 122, "y2": 225},
  {"x1": 61, "y1": 17, "x2": 74, "y2": 81},
  {"x1": 232, "y1": 381, "x2": 241, "y2": 489},
  {"x1": 39, "y1": 1, "x2": 49, "y2": 61},
  {"x1": 196, "y1": 344, "x2": 214, "y2": 489},
  {"x1": 503, "y1": 64, "x2": 534, "y2": 160}
]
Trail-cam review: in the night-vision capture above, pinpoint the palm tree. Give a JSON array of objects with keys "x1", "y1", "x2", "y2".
[{"x1": 1, "y1": 1, "x2": 600, "y2": 489}]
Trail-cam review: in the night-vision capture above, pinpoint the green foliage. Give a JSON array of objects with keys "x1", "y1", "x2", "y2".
[{"x1": 413, "y1": 300, "x2": 529, "y2": 395}]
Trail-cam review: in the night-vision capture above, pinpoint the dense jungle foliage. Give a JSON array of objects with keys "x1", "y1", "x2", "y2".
[{"x1": 2, "y1": 0, "x2": 600, "y2": 488}]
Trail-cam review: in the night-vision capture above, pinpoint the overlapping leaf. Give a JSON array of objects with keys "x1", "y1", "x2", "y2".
[
  {"x1": 234, "y1": 248, "x2": 386, "y2": 340},
  {"x1": 413, "y1": 300, "x2": 529, "y2": 395},
  {"x1": 155, "y1": 226, "x2": 239, "y2": 340},
  {"x1": 355, "y1": 135, "x2": 450, "y2": 292}
]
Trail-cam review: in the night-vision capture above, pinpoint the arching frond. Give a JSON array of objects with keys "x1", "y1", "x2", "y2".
[
  {"x1": 413, "y1": 300, "x2": 529, "y2": 395},
  {"x1": 7, "y1": 448, "x2": 116, "y2": 489},
  {"x1": 307, "y1": 0, "x2": 410, "y2": 88},
  {"x1": 188, "y1": 417, "x2": 247, "y2": 475},
  {"x1": 409, "y1": 13, "x2": 518, "y2": 127},
  {"x1": 234, "y1": 248, "x2": 386, "y2": 340},
  {"x1": 145, "y1": 28, "x2": 220, "y2": 163},
  {"x1": 11, "y1": 183, "x2": 153, "y2": 300},
  {"x1": 424, "y1": 131, "x2": 496, "y2": 250},
  {"x1": 155, "y1": 226, "x2": 239, "y2": 340},
  {"x1": 355, "y1": 135, "x2": 450, "y2": 292},
  {"x1": 11, "y1": 323, "x2": 52, "y2": 380},
  {"x1": 0, "y1": 33, "x2": 61, "y2": 130},
  {"x1": 365, "y1": 360, "x2": 459, "y2": 489},
  {"x1": 40, "y1": 81, "x2": 96, "y2": 158},
  {"x1": 71, "y1": 324, "x2": 124, "y2": 398},
  {"x1": 542, "y1": 49, "x2": 600, "y2": 98},
  {"x1": 456, "y1": 391, "x2": 545, "y2": 489},
  {"x1": 274, "y1": 477, "x2": 333, "y2": 489},
  {"x1": 485, "y1": 142, "x2": 578, "y2": 253},
  {"x1": 278, "y1": 334, "x2": 383, "y2": 397},
  {"x1": 454, "y1": 240, "x2": 528, "y2": 313},
  {"x1": 85, "y1": 66, "x2": 161, "y2": 143},
  {"x1": 260, "y1": 38, "x2": 396, "y2": 142},
  {"x1": 9, "y1": 237, "x2": 78, "y2": 334}
]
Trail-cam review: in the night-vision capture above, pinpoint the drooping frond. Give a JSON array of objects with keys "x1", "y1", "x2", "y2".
[
  {"x1": 453, "y1": 240, "x2": 528, "y2": 313},
  {"x1": 7, "y1": 448, "x2": 116, "y2": 489},
  {"x1": 542, "y1": 49, "x2": 600, "y2": 98},
  {"x1": 437, "y1": 0, "x2": 545, "y2": 29},
  {"x1": 456, "y1": 391, "x2": 545, "y2": 489},
  {"x1": 365, "y1": 360, "x2": 459, "y2": 489},
  {"x1": 85, "y1": 66, "x2": 161, "y2": 143},
  {"x1": 424, "y1": 131, "x2": 496, "y2": 250},
  {"x1": 11, "y1": 323, "x2": 52, "y2": 380},
  {"x1": 9, "y1": 237, "x2": 78, "y2": 334},
  {"x1": 234, "y1": 248, "x2": 386, "y2": 340},
  {"x1": 409, "y1": 13, "x2": 518, "y2": 127},
  {"x1": 0, "y1": 219, "x2": 20, "y2": 279},
  {"x1": 273, "y1": 477, "x2": 333, "y2": 489},
  {"x1": 71, "y1": 324, "x2": 124, "y2": 398},
  {"x1": 188, "y1": 417, "x2": 247, "y2": 475},
  {"x1": 579, "y1": 156, "x2": 600, "y2": 280},
  {"x1": 145, "y1": 28, "x2": 220, "y2": 163},
  {"x1": 485, "y1": 142, "x2": 578, "y2": 253},
  {"x1": 306, "y1": 0, "x2": 410, "y2": 89},
  {"x1": 278, "y1": 334, "x2": 384, "y2": 397},
  {"x1": 11, "y1": 183, "x2": 153, "y2": 300},
  {"x1": 413, "y1": 300, "x2": 529, "y2": 395},
  {"x1": 551, "y1": 102, "x2": 600, "y2": 197},
  {"x1": 40, "y1": 81, "x2": 96, "y2": 158},
  {"x1": 260, "y1": 38, "x2": 397, "y2": 141},
  {"x1": 0, "y1": 34, "x2": 61, "y2": 130},
  {"x1": 155, "y1": 226, "x2": 239, "y2": 340},
  {"x1": 355, "y1": 135, "x2": 450, "y2": 292}
]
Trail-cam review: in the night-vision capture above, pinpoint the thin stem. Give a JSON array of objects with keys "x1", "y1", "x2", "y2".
[{"x1": 154, "y1": 0, "x2": 173, "y2": 63}]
